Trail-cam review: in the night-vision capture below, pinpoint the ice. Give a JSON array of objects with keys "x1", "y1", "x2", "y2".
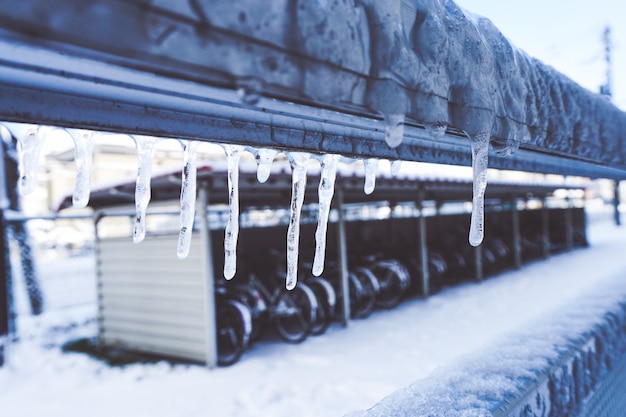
[
  {"x1": 363, "y1": 158, "x2": 379, "y2": 195},
  {"x1": 312, "y1": 153, "x2": 339, "y2": 276},
  {"x1": 236, "y1": 78, "x2": 263, "y2": 106},
  {"x1": 4, "y1": 123, "x2": 49, "y2": 195},
  {"x1": 252, "y1": 147, "x2": 279, "y2": 183},
  {"x1": 383, "y1": 114, "x2": 405, "y2": 148},
  {"x1": 131, "y1": 135, "x2": 161, "y2": 244},
  {"x1": 390, "y1": 160, "x2": 402, "y2": 177},
  {"x1": 177, "y1": 140, "x2": 200, "y2": 260},
  {"x1": 468, "y1": 133, "x2": 490, "y2": 247},
  {"x1": 223, "y1": 144, "x2": 245, "y2": 280},
  {"x1": 285, "y1": 151, "x2": 311, "y2": 290},
  {"x1": 65, "y1": 129, "x2": 96, "y2": 209}
]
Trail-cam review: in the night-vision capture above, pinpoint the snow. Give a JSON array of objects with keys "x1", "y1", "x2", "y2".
[{"x1": 1, "y1": 213, "x2": 625, "y2": 416}]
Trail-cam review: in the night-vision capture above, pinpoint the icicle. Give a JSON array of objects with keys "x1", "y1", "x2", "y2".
[
  {"x1": 223, "y1": 144, "x2": 245, "y2": 279},
  {"x1": 363, "y1": 158, "x2": 379, "y2": 195},
  {"x1": 384, "y1": 114, "x2": 405, "y2": 148},
  {"x1": 390, "y1": 160, "x2": 402, "y2": 177},
  {"x1": 312, "y1": 154, "x2": 339, "y2": 276},
  {"x1": 7, "y1": 123, "x2": 48, "y2": 195},
  {"x1": 425, "y1": 122, "x2": 448, "y2": 139},
  {"x1": 132, "y1": 135, "x2": 161, "y2": 244},
  {"x1": 468, "y1": 133, "x2": 490, "y2": 247},
  {"x1": 66, "y1": 129, "x2": 96, "y2": 208},
  {"x1": 254, "y1": 148, "x2": 278, "y2": 183},
  {"x1": 177, "y1": 140, "x2": 200, "y2": 259},
  {"x1": 286, "y1": 151, "x2": 311, "y2": 290},
  {"x1": 236, "y1": 78, "x2": 263, "y2": 106}
]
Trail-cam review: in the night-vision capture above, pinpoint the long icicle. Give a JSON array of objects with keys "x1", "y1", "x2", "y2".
[
  {"x1": 364, "y1": 158, "x2": 379, "y2": 195},
  {"x1": 66, "y1": 129, "x2": 96, "y2": 208},
  {"x1": 132, "y1": 135, "x2": 161, "y2": 244},
  {"x1": 223, "y1": 144, "x2": 245, "y2": 279},
  {"x1": 468, "y1": 132, "x2": 490, "y2": 247},
  {"x1": 312, "y1": 154, "x2": 339, "y2": 276},
  {"x1": 286, "y1": 152, "x2": 311, "y2": 290},
  {"x1": 177, "y1": 140, "x2": 200, "y2": 259}
]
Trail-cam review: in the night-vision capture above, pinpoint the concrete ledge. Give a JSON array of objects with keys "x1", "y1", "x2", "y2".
[{"x1": 346, "y1": 278, "x2": 626, "y2": 417}]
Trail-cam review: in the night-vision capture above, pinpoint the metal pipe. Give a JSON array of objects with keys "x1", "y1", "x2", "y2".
[
  {"x1": 417, "y1": 190, "x2": 430, "y2": 297},
  {"x1": 542, "y1": 198, "x2": 550, "y2": 259},
  {"x1": 198, "y1": 185, "x2": 217, "y2": 369},
  {"x1": 511, "y1": 197, "x2": 522, "y2": 269},
  {"x1": 336, "y1": 186, "x2": 350, "y2": 326},
  {"x1": 474, "y1": 244, "x2": 484, "y2": 282},
  {"x1": 0, "y1": 137, "x2": 10, "y2": 367},
  {"x1": 564, "y1": 202, "x2": 574, "y2": 251},
  {"x1": 1, "y1": 40, "x2": 626, "y2": 180},
  {"x1": 614, "y1": 179, "x2": 621, "y2": 226}
]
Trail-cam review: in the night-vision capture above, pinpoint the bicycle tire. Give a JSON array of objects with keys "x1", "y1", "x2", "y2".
[
  {"x1": 350, "y1": 267, "x2": 378, "y2": 319},
  {"x1": 273, "y1": 282, "x2": 318, "y2": 343},
  {"x1": 370, "y1": 260, "x2": 410, "y2": 309},
  {"x1": 306, "y1": 277, "x2": 337, "y2": 336},
  {"x1": 232, "y1": 284, "x2": 268, "y2": 343},
  {"x1": 216, "y1": 299, "x2": 253, "y2": 367}
]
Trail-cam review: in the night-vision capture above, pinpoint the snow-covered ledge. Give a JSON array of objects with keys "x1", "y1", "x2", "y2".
[{"x1": 346, "y1": 277, "x2": 626, "y2": 417}]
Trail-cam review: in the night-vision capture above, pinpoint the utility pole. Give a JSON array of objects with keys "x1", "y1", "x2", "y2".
[
  {"x1": 599, "y1": 26, "x2": 621, "y2": 226},
  {"x1": 600, "y1": 26, "x2": 613, "y2": 98}
]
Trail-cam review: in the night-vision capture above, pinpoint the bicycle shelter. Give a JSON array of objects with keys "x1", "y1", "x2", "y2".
[{"x1": 63, "y1": 161, "x2": 587, "y2": 368}]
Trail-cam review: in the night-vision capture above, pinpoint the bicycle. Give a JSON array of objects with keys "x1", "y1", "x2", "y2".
[
  {"x1": 247, "y1": 272, "x2": 319, "y2": 344},
  {"x1": 367, "y1": 258, "x2": 411, "y2": 309},
  {"x1": 214, "y1": 285, "x2": 253, "y2": 366}
]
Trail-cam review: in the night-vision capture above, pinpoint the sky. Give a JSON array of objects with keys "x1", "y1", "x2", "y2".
[{"x1": 455, "y1": 0, "x2": 626, "y2": 110}]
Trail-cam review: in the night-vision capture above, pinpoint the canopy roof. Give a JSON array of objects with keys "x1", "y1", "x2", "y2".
[{"x1": 56, "y1": 161, "x2": 584, "y2": 211}]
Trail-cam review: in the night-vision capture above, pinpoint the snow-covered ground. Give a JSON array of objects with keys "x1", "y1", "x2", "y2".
[{"x1": 1, "y1": 212, "x2": 625, "y2": 417}]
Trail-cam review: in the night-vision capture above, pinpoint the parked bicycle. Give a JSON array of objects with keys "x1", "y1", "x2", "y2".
[
  {"x1": 246, "y1": 272, "x2": 319, "y2": 344},
  {"x1": 215, "y1": 285, "x2": 253, "y2": 366}
]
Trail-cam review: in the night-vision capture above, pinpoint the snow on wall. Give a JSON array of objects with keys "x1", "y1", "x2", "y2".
[
  {"x1": 344, "y1": 278, "x2": 626, "y2": 417},
  {"x1": 3, "y1": 0, "x2": 626, "y2": 165},
  {"x1": 149, "y1": 0, "x2": 626, "y2": 163}
]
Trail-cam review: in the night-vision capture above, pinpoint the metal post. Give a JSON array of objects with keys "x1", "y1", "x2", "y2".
[
  {"x1": 0, "y1": 138, "x2": 11, "y2": 367},
  {"x1": 336, "y1": 186, "x2": 350, "y2": 326},
  {"x1": 614, "y1": 179, "x2": 621, "y2": 226},
  {"x1": 0, "y1": 211, "x2": 8, "y2": 368},
  {"x1": 564, "y1": 196, "x2": 574, "y2": 251},
  {"x1": 199, "y1": 185, "x2": 217, "y2": 369},
  {"x1": 511, "y1": 197, "x2": 522, "y2": 269},
  {"x1": 542, "y1": 197, "x2": 550, "y2": 259},
  {"x1": 474, "y1": 244, "x2": 484, "y2": 281},
  {"x1": 417, "y1": 190, "x2": 430, "y2": 297}
]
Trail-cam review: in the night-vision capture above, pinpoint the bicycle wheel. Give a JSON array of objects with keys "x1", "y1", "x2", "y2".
[
  {"x1": 231, "y1": 284, "x2": 268, "y2": 343},
  {"x1": 216, "y1": 299, "x2": 253, "y2": 367},
  {"x1": 273, "y1": 283, "x2": 318, "y2": 343},
  {"x1": 306, "y1": 277, "x2": 337, "y2": 336},
  {"x1": 350, "y1": 267, "x2": 378, "y2": 319},
  {"x1": 370, "y1": 260, "x2": 410, "y2": 309}
]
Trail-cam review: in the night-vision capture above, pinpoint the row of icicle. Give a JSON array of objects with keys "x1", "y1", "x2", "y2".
[{"x1": 1, "y1": 121, "x2": 489, "y2": 290}]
